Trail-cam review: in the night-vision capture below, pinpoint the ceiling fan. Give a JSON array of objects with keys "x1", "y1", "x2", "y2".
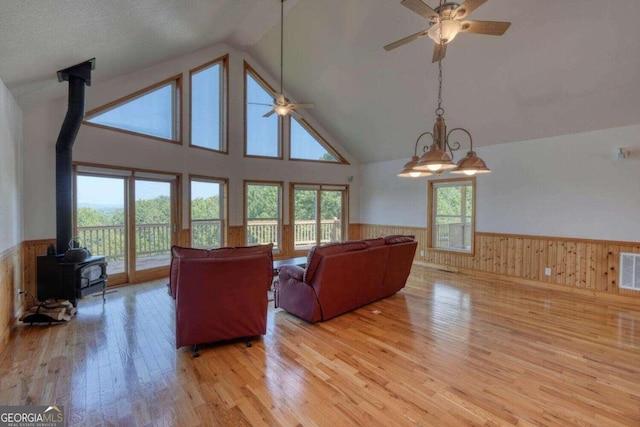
[
  {"x1": 384, "y1": 0, "x2": 511, "y2": 62},
  {"x1": 261, "y1": 0, "x2": 314, "y2": 118}
]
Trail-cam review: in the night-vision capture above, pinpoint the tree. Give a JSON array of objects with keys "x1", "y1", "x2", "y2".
[
  {"x1": 135, "y1": 195, "x2": 171, "y2": 224},
  {"x1": 77, "y1": 207, "x2": 107, "y2": 227},
  {"x1": 191, "y1": 196, "x2": 220, "y2": 220},
  {"x1": 247, "y1": 185, "x2": 279, "y2": 219}
]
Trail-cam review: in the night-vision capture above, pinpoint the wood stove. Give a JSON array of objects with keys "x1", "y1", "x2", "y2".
[{"x1": 37, "y1": 255, "x2": 107, "y2": 307}]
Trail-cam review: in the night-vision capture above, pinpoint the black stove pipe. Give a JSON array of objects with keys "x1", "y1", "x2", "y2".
[{"x1": 55, "y1": 59, "x2": 95, "y2": 254}]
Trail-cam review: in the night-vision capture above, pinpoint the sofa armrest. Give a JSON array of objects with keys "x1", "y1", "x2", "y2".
[{"x1": 278, "y1": 264, "x2": 305, "y2": 282}]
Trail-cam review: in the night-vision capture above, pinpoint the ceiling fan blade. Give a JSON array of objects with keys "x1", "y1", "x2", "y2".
[
  {"x1": 247, "y1": 102, "x2": 273, "y2": 106},
  {"x1": 384, "y1": 29, "x2": 429, "y2": 51},
  {"x1": 263, "y1": 109, "x2": 276, "y2": 118},
  {"x1": 431, "y1": 42, "x2": 447, "y2": 63},
  {"x1": 460, "y1": 20, "x2": 511, "y2": 36},
  {"x1": 290, "y1": 110, "x2": 303, "y2": 120},
  {"x1": 401, "y1": 0, "x2": 439, "y2": 20},
  {"x1": 454, "y1": 0, "x2": 487, "y2": 19},
  {"x1": 294, "y1": 103, "x2": 315, "y2": 109}
]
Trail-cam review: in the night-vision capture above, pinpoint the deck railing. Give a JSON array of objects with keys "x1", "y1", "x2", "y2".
[
  {"x1": 294, "y1": 219, "x2": 342, "y2": 247},
  {"x1": 434, "y1": 222, "x2": 472, "y2": 250},
  {"x1": 77, "y1": 219, "x2": 344, "y2": 262}
]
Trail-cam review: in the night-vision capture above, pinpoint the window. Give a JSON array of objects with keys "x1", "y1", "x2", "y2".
[
  {"x1": 245, "y1": 181, "x2": 282, "y2": 251},
  {"x1": 190, "y1": 56, "x2": 227, "y2": 152},
  {"x1": 245, "y1": 63, "x2": 280, "y2": 158},
  {"x1": 85, "y1": 76, "x2": 181, "y2": 142},
  {"x1": 76, "y1": 174, "x2": 126, "y2": 276},
  {"x1": 428, "y1": 178, "x2": 475, "y2": 253},
  {"x1": 290, "y1": 118, "x2": 346, "y2": 163},
  {"x1": 74, "y1": 165, "x2": 179, "y2": 285},
  {"x1": 292, "y1": 184, "x2": 347, "y2": 250},
  {"x1": 190, "y1": 177, "x2": 226, "y2": 249}
]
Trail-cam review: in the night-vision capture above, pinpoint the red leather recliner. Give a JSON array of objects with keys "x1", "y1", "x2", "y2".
[{"x1": 170, "y1": 244, "x2": 273, "y2": 355}]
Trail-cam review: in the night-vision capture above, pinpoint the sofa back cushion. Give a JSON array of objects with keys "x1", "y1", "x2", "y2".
[
  {"x1": 384, "y1": 235, "x2": 415, "y2": 245},
  {"x1": 169, "y1": 243, "x2": 273, "y2": 298},
  {"x1": 363, "y1": 237, "x2": 385, "y2": 247},
  {"x1": 304, "y1": 241, "x2": 368, "y2": 284}
]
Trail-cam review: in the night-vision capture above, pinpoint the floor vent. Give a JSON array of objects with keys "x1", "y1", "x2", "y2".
[{"x1": 619, "y1": 253, "x2": 640, "y2": 291}]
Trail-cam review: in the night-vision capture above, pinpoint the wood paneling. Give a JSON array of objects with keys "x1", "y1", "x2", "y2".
[
  {"x1": 355, "y1": 223, "x2": 426, "y2": 262},
  {"x1": 0, "y1": 243, "x2": 22, "y2": 352},
  {"x1": 227, "y1": 225, "x2": 245, "y2": 247},
  {"x1": 358, "y1": 224, "x2": 640, "y2": 298}
]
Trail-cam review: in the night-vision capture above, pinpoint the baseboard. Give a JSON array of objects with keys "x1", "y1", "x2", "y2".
[{"x1": 414, "y1": 261, "x2": 640, "y2": 308}]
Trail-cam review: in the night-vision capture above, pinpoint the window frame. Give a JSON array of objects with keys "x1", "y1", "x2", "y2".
[
  {"x1": 84, "y1": 75, "x2": 182, "y2": 144},
  {"x1": 188, "y1": 55, "x2": 228, "y2": 154},
  {"x1": 243, "y1": 62, "x2": 283, "y2": 159},
  {"x1": 290, "y1": 182, "x2": 349, "y2": 254},
  {"x1": 244, "y1": 180, "x2": 284, "y2": 252},
  {"x1": 427, "y1": 177, "x2": 476, "y2": 255},
  {"x1": 189, "y1": 174, "x2": 228, "y2": 249},
  {"x1": 289, "y1": 117, "x2": 348, "y2": 164}
]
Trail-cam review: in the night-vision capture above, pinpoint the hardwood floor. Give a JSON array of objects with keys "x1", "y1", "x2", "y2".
[{"x1": 1, "y1": 265, "x2": 640, "y2": 426}]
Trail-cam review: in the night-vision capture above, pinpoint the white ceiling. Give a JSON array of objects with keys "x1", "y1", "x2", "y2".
[{"x1": 2, "y1": 0, "x2": 640, "y2": 164}]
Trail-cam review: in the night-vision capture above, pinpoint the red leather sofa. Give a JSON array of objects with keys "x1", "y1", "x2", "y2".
[
  {"x1": 275, "y1": 235, "x2": 417, "y2": 323},
  {"x1": 169, "y1": 244, "x2": 273, "y2": 355}
]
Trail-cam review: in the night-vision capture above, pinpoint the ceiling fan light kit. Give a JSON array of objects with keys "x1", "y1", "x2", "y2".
[
  {"x1": 427, "y1": 19, "x2": 462, "y2": 44},
  {"x1": 395, "y1": 0, "x2": 493, "y2": 179}
]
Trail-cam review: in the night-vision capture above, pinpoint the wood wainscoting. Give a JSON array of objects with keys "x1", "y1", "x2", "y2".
[
  {"x1": 0, "y1": 243, "x2": 22, "y2": 352},
  {"x1": 354, "y1": 224, "x2": 640, "y2": 299}
]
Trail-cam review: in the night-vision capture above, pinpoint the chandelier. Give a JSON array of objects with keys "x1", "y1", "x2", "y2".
[{"x1": 398, "y1": 0, "x2": 490, "y2": 178}]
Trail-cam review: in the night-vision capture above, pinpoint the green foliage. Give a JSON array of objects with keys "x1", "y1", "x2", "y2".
[
  {"x1": 135, "y1": 195, "x2": 170, "y2": 224},
  {"x1": 191, "y1": 196, "x2": 220, "y2": 220},
  {"x1": 247, "y1": 185, "x2": 279, "y2": 219},
  {"x1": 434, "y1": 184, "x2": 473, "y2": 227},
  {"x1": 294, "y1": 190, "x2": 317, "y2": 220},
  {"x1": 294, "y1": 190, "x2": 342, "y2": 221},
  {"x1": 320, "y1": 152, "x2": 337, "y2": 162},
  {"x1": 77, "y1": 207, "x2": 107, "y2": 227},
  {"x1": 320, "y1": 191, "x2": 342, "y2": 219}
]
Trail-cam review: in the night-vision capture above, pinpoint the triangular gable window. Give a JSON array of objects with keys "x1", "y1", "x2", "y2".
[
  {"x1": 290, "y1": 117, "x2": 346, "y2": 163},
  {"x1": 85, "y1": 77, "x2": 180, "y2": 142}
]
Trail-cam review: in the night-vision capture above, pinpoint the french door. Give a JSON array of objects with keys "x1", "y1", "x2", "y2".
[
  {"x1": 292, "y1": 184, "x2": 347, "y2": 252},
  {"x1": 75, "y1": 167, "x2": 178, "y2": 285}
]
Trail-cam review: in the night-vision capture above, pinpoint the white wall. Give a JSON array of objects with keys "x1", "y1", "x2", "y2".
[
  {"x1": 22, "y1": 43, "x2": 359, "y2": 240},
  {"x1": 360, "y1": 124, "x2": 640, "y2": 242},
  {"x1": 0, "y1": 77, "x2": 23, "y2": 251}
]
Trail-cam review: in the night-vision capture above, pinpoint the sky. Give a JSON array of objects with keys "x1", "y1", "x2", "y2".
[{"x1": 77, "y1": 176, "x2": 219, "y2": 206}]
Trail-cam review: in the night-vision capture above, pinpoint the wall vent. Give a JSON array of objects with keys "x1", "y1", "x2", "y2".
[{"x1": 619, "y1": 253, "x2": 640, "y2": 291}]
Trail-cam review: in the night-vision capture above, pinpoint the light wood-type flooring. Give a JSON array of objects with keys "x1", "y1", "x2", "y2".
[{"x1": 1, "y1": 265, "x2": 640, "y2": 426}]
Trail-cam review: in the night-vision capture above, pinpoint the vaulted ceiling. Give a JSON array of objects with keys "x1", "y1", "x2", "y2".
[{"x1": 2, "y1": 0, "x2": 639, "y2": 164}]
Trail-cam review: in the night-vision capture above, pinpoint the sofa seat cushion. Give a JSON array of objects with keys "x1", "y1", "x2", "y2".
[{"x1": 304, "y1": 241, "x2": 368, "y2": 284}]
